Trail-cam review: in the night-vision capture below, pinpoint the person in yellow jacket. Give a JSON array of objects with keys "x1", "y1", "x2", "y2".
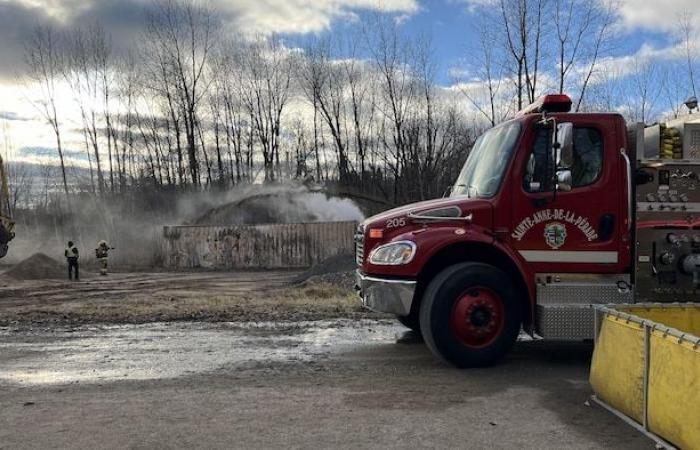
[
  {"x1": 65, "y1": 241, "x2": 79, "y2": 281},
  {"x1": 95, "y1": 240, "x2": 114, "y2": 276}
]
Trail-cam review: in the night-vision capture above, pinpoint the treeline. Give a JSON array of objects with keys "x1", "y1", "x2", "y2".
[
  {"x1": 22, "y1": 0, "x2": 474, "y2": 207},
  {"x1": 19, "y1": 0, "x2": 700, "y2": 212},
  {"x1": 455, "y1": 0, "x2": 700, "y2": 127}
]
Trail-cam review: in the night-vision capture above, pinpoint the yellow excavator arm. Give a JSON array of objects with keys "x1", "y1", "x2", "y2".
[{"x1": 0, "y1": 152, "x2": 14, "y2": 259}]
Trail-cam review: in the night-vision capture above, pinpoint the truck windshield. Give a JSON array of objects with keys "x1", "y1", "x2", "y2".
[{"x1": 451, "y1": 122, "x2": 521, "y2": 198}]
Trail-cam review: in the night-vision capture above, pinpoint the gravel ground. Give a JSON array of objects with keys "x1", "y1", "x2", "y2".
[
  {"x1": 0, "y1": 270, "x2": 653, "y2": 449},
  {"x1": 0, "y1": 271, "x2": 384, "y2": 327},
  {"x1": 0, "y1": 320, "x2": 652, "y2": 450},
  {"x1": 304, "y1": 270, "x2": 357, "y2": 292}
]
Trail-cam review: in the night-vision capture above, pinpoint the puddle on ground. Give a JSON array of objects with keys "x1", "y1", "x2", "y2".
[{"x1": 0, "y1": 320, "x2": 404, "y2": 386}]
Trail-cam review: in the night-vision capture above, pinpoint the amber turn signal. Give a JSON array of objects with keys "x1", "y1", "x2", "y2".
[{"x1": 369, "y1": 229, "x2": 384, "y2": 239}]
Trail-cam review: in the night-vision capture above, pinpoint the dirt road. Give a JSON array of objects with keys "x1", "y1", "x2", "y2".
[
  {"x1": 0, "y1": 319, "x2": 651, "y2": 449},
  {"x1": 0, "y1": 271, "x2": 650, "y2": 448}
]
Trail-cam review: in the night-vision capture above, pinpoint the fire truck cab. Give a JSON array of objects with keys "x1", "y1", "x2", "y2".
[{"x1": 355, "y1": 94, "x2": 700, "y2": 367}]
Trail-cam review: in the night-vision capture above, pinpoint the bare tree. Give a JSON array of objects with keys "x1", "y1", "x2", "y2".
[
  {"x1": 627, "y1": 58, "x2": 660, "y2": 124},
  {"x1": 1, "y1": 120, "x2": 32, "y2": 211},
  {"x1": 341, "y1": 36, "x2": 377, "y2": 181},
  {"x1": 554, "y1": 0, "x2": 592, "y2": 94},
  {"x1": 573, "y1": 0, "x2": 616, "y2": 111},
  {"x1": 114, "y1": 51, "x2": 140, "y2": 190},
  {"x1": 497, "y1": 0, "x2": 547, "y2": 109},
  {"x1": 678, "y1": 11, "x2": 698, "y2": 99},
  {"x1": 368, "y1": 15, "x2": 419, "y2": 202},
  {"x1": 235, "y1": 37, "x2": 293, "y2": 182},
  {"x1": 145, "y1": 0, "x2": 219, "y2": 186},
  {"x1": 64, "y1": 24, "x2": 112, "y2": 194},
  {"x1": 24, "y1": 25, "x2": 70, "y2": 199},
  {"x1": 15, "y1": 0, "x2": 485, "y2": 208},
  {"x1": 660, "y1": 65, "x2": 687, "y2": 119},
  {"x1": 298, "y1": 36, "x2": 353, "y2": 182},
  {"x1": 456, "y1": 25, "x2": 506, "y2": 126}
]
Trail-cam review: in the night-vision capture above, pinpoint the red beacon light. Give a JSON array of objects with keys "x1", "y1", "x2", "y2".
[{"x1": 516, "y1": 94, "x2": 572, "y2": 116}]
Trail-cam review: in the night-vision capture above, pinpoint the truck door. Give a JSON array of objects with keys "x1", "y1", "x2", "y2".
[{"x1": 508, "y1": 118, "x2": 627, "y2": 274}]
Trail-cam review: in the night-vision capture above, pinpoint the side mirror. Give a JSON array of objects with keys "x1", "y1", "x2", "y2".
[
  {"x1": 554, "y1": 122, "x2": 574, "y2": 169},
  {"x1": 525, "y1": 153, "x2": 541, "y2": 191},
  {"x1": 556, "y1": 169, "x2": 572, "y2": 192}
]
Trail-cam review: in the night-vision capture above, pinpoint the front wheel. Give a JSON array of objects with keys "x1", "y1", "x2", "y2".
[{"x1": 419, "y1": 263, "x2": 522, "y2": 368}]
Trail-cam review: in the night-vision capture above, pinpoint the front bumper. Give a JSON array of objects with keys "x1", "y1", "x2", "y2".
[{"x1": 355, "y1": 270, "x2": 417, "y2": 316}]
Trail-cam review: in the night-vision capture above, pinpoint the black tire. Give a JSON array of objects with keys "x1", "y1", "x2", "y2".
[
  {"x1": 396, "y1": 311, "x2": 420, "y2": 332},
  {"x1": 419, "y1": 263, "x2": 522, "y2": 368}
]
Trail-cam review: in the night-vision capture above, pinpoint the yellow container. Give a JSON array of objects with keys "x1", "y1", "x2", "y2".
[{"x1": 590, "y1": 304, "x2": 700, "y2": 449}]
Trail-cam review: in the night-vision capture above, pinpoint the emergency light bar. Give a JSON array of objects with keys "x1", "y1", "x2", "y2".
[{"x1": 517, "y1": 94, "x2": 572, "y2": 116}]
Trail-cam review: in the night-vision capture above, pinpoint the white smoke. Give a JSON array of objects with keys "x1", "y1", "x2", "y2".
[
  {"x1": 3, "y1": 181, "x2": 365, "y2": 269},
  {"x1": 187, "y1": 182, "x2": 365, "y2": 226}
]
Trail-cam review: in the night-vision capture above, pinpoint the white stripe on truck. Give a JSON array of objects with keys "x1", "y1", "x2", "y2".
[{"x1": 518, "y1": 250, "x2": 618, "y2": 263}]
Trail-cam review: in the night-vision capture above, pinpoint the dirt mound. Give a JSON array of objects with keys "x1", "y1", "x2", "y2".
[
  {"x1": 192, "y1": 187, "x2": 364, "y2": 226},
  {"x1": 4, "y1": 253, "x2": 66, "y2": 280}
]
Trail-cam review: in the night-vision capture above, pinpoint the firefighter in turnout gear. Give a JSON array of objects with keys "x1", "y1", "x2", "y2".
[
  {"x1": 95, "y1": 240, "x2": 113, "y2": 275},
  {"x1": 65, "y1": 241, "x2": 79, "y2": 281}
]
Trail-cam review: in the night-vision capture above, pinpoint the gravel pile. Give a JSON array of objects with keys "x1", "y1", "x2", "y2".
[
  {"x1": 4, "y1": 253, "x2": 66, "y2": 280},
  {"x1": 305, "y1": 271, "x2": 357, "y2": 292},
  {"x1": 294, "y1": 254, "x2": 356, "y2": 291}
]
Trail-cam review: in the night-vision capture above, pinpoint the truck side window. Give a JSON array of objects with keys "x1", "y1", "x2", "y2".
[{"x1": 524, "y1": 127, "x2": 603, "y2": 192}]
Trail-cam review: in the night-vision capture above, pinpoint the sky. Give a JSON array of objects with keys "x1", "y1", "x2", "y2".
[{"x1": 0, "y1": 0, "x2": 699, "y2": 165}]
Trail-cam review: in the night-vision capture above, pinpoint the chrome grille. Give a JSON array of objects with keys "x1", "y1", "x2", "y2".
[{"x1": 355, "y1": 224, "x2": 365, "y2": 265}]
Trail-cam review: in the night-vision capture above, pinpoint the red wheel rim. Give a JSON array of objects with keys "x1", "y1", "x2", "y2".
[{"x1": 450, "y1": 286, "x2": 505, "y2": 348}]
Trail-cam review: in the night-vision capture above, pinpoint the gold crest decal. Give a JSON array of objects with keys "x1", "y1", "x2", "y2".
[{"x1": 544, "y1": 222, "x2": 567, "y2": 249}]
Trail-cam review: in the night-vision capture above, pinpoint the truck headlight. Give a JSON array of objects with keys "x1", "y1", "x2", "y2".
[{"x1": 369, "y1": 241, "x2": 416, "y2": 266}]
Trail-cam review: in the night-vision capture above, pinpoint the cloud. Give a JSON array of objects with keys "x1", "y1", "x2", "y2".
[
  {"x1": 19, "y1": 146, "x2": 88, "y2": 162},
  {"x1": 455, "y1": 0, "x2": 700, "y2": 37},
  {"x1": 613, "y1": 0, "x2": 699, "y2": 33},
  {"x1": 447, "y1": 66, "x2": 470, "y2": 80},
  {"x1": 0, "y1": 111, "x2": 32, "y2": 122},
  {"x1": 446, "y1": 0, "x2": 494, "y2": 12},
  {"x1": 0, "y1": 1, "x2": 55, "y2": 80},
  {"x1": 584, "y1": 42, "x2": 686, "y2": 81},
  {"x1": 0, "y1": 0, "x2": 419, "y2": 80},
  {"x1": 217, "y1": 0, "x2": 419, "y2": 35},
  {"x1": 0, "y1": 0, "x2": 148, "y2": 80}
]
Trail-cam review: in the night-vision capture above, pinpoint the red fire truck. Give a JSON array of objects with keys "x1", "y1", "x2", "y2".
[{"x1": 355, "y1": 94, "x2": 700, "y2": 367}]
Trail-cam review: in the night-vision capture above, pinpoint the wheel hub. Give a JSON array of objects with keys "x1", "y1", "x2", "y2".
[
  {"x1": 450, "y1": 287, "x2": 505, "y2": 348},
  {"x1": 469, "y1": 307, "x2": 492, "y2": 327}
]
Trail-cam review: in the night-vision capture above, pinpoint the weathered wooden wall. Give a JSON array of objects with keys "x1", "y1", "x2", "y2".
[{"x1": 162, "y1": 221, "x2": 357, "y2": 269}]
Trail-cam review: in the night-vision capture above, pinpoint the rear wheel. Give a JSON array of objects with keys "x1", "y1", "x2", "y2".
[{"x1": 420, "y1": 263, "x2": 522, "y2": 368}]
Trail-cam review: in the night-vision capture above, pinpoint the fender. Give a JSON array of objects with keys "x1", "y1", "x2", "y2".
[{"x1": 409, "y1": 225, "x2": 536, "y2": 325}]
